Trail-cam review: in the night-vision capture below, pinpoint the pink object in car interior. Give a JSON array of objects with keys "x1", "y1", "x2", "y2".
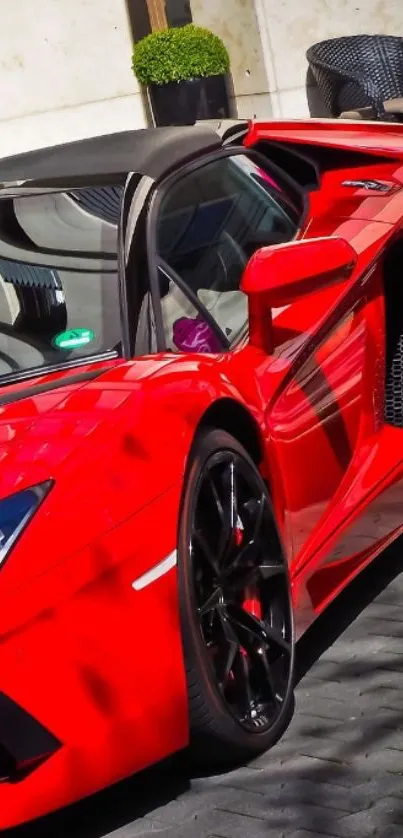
[{"x1": 172, "y1": 316, "x2": 222, "y2": 353}]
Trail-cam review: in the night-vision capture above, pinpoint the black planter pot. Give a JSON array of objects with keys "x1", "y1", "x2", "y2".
[{"x1": 148, "y1": 74, "x2": 236, "y2": 126}]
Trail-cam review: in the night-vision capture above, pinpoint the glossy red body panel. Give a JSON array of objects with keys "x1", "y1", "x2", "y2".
[
  {"x1": 241, "y1": 237, "x2": 357, "y2": 307},
  {"x1": 246, "y1": 118, "x2": 403, "y2": 160},
  {"x1": 3, "y1": 118, "x2": 403, "y2": 828}
]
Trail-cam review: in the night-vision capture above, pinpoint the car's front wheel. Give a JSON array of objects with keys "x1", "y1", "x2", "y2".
[{"x1": 178, "y1": 428, "x2": 295, "y2": 765}]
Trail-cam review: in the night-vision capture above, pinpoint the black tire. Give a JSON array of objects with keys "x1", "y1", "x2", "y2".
[{"x1": 178, "y1": 427, "x2": 295, "y2": 765}]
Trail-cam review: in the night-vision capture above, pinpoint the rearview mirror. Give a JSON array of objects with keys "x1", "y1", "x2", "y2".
[
  {"x1": 241, "y1": 237, "x2": 357, "y2": 307},
  {"x1": 240, "y1": 237, "x2": 357, "y2": 353}
]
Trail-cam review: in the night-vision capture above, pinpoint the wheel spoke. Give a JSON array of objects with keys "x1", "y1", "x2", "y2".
[
  {"x1": 193, "y1": 529, "x2": 219, "y2": 576},
  {"x1": 218, "y1": 459, "x2": 238, "y2": 562},
  {"x1": 234, "y1": 648, "x2": 255, "y2": 719},
  {"x1": 253, "y1": 494, "x2": 266, "y2": 541},
  {"x1": 228, "y1": 459, "x2": 238, "y2": 530},
  {"x1": 262, "y1": 625, "x2": 291, "y2": 655},
  {"x1": 259, "y1": 646, "x2": 283, "y2": 706},
  {"x1": 217, "y1": 605, "x2": 239, "y2": 645},
  {"x1": 198, "y1": 588, "x2": 221, "y2": 617},
  {"x1": 226, "y1": 603, "x2": 291, "y2": 656},
  {"x1": 222, "y1": 538, "x2": 258, "y2": 581},
  {"x1": 206, "y1": 470, "x2": 225, "y2": 527},
  {"x1": 215, "y1": 641, "x2": 237, "y2": 688}
]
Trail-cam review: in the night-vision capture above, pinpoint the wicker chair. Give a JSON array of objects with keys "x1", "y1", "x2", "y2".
[{"x1": 306, "y1": 35, "x2": 403, "y2": 121}]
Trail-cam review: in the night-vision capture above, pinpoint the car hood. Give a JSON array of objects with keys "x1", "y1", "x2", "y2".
[
  {"x1": 0, "y1": 356, "x2": 182, "y2": 498},
  {"x1": 0, "y1": 355, "x2": 184, "y2": 587}
]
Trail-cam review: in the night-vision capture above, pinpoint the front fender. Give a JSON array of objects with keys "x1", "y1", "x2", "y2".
[{"x1": 0, "y1": 355, "x2": 263, "y2": 593}]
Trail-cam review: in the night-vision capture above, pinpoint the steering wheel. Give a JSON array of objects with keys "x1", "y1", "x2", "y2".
[{"x1": 192, "y1": 231, "x2": 248, "y2": 293}]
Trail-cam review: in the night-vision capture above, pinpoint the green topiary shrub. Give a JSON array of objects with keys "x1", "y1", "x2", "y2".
[{"x1": 132, "y1": 24, "x2": 230, "y2": 86}]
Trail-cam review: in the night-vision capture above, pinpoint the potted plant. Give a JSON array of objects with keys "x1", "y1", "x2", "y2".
[{"x1": 132, "y1": 24, "x2": 236, "y2": 126}]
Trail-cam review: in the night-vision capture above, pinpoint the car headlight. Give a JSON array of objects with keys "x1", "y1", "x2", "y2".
[{"x1": 0, "y1": 480, "x2": 53, "y2": 566}]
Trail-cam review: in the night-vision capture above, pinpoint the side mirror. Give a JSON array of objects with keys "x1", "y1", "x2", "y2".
[{"x1": 240, "y1": 237, "x2": 357, "y2": 352}]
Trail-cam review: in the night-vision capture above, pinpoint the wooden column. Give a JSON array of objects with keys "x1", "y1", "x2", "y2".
[{"x1": 145, "y1": 0, "x2": 168, "y2": 30}]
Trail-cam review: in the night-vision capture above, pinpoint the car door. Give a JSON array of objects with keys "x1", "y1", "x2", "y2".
[
  {"x1": 142, "y1": 149, "x2": 365, "y2": 571},
  {"x1": 267, "y1": 296, "x2": 367, "y2": 563}
]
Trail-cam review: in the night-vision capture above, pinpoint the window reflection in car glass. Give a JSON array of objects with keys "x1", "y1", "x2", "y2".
[{"x1": 0, "y1": 185, "x2": 123, "y2": 379}]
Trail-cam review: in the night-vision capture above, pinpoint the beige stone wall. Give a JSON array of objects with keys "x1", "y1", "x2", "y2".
[
  {"x1": 0, "y1": 0, "x2": 146, "y2": 156},
  {"x1": 191, "y1": 0, "x2": 403, "y2": 119},
  {"x1": 190, "y1": 0, "x2": 273, "y2": 119}
]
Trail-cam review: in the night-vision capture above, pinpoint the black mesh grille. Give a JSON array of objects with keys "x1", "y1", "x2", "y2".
[
  {"x1": 385, "y1": 333, "x2": 403, "y2": 426},
  {"x1": 383, "y1": 244, "x2": 403, "y2": 427}
]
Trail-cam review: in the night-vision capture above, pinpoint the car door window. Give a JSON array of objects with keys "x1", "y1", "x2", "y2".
[
  {"x1": 0, "y1": 185, "x2": 123, "y2": 379},
  {"x1": 155, "y1": 153, "x2": 300, "y2": 351}
]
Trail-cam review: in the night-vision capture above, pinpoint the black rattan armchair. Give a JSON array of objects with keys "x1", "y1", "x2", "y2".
[{"x1": 306, "y1": 35, "x2": 403, "y2": 121}]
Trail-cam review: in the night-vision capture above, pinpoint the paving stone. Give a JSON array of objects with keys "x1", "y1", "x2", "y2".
[
  {"x1": 195, "y1": 809, "x2": 286, "y2": 838},
  {"x1": 320, "y1": 797, "x2": 403, "y2": 838},
  {"x1": 350, "y1": 748, "x2": 403, "y2": 774},
  {"x1": 360, "y1": 603, "x2": 403, "y2": 621},
  {"x1": 109, "y1": 810, "x2": 276, "y2": 838},
  {"x1": 149, "y1": 787, "x2": 277, "y2": 825},
  {"x1": 366, "y1": 670, "x2": 403, "y2": 690},
  {"x1": 374, "y1": 827, "x2": 403, "y2": 838},
  {"x1": 317, "y1": 638, "x2": 392, "y2": 664},
  {"x1": 276, "y1": 776, "x2": 403, "y2": 815},
  {"x1": 224, "y1": 780, "x2": 355, "y2": 815},
  {"x1": 294, "y1": 711, "x2": 403, "y2": 747},
  {"x1": 271, "y1": 735, "x2": 352, "y2": 766},
  {"x1": 108, "y1": 823, "x2": 172, "y2": 838},
  {"x1": 215, "y1": 793, "x2": 344, "y2": 826},
  {"x1": 297, "y1": 682, "x2": 366, "y2": 703},
  {"x1": 285, "y1": 717, "x2": 343, "y2": 741},
  {"x1": 376, "y1": 689, "x2": 403, "y2": 712},
  {"x1": 365, "y1": 619, "x2": 403, "y2": 638},
  {"x1": 288, "y1": 832, "x2": 343, "y2": 838},
  {"x1": 298, "y1": 698, "x2": 362, "y2": 722},
  {"x1": 372, "y1": 636, "x2": 403, "y2": 655}
]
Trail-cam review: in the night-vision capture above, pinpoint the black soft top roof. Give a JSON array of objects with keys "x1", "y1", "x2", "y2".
[{"x1": 0, "y1": 125, "x2": 224, "y2": 186}]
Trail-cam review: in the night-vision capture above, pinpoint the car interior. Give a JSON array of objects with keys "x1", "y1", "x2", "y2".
[{"x1": 0, "y1": 187, "x2": 121, "y2": 378}]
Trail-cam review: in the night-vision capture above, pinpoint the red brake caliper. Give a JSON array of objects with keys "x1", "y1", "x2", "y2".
[
  {"x1": 235, "y1": 521, "x2": 262, "y2": 621},
  {"x1": 243, "y1": 586, "x2": 262, "y2": 619}
]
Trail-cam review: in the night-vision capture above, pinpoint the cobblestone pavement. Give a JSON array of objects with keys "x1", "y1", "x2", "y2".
[{"x1": 8, "y1": 540, "x2": 403, "y2": 838}]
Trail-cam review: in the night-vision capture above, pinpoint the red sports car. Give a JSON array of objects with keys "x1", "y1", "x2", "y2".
[{"x1": 0, "y1": 116, "x2": 401, "y2": 828}]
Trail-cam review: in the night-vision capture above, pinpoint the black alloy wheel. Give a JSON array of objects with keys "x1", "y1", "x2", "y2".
[{"x1": 178, "y1": 428, "x2": 295, "y2": 763}]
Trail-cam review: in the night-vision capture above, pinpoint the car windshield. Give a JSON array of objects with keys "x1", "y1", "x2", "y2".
[{"x1": 0, "y1": 184, "x2": 124, "y2": 381}]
